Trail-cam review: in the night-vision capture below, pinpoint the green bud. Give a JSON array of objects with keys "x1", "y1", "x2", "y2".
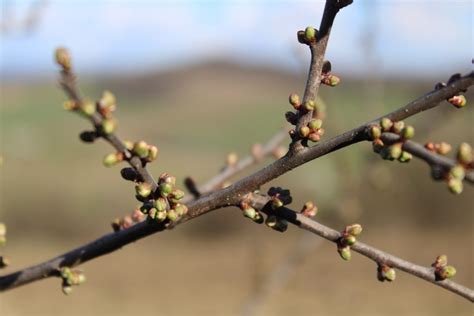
[
  {"x1": 388, "y1": 143, "x2": 403, "y2": 160},
  {"x1": 148, "y1": 208, "x2": 157, "y2": 219},
  {"x1": 343, "y1": 234, "x2": 356, "y2": 246},
  {"x1": 63, "y1": 100, "x2": 77, "y2": 111},
  {"x1": 338, "y1": 246, "x2": 351, "y2": 261},
  {"x1": 457, "y1": 142, "x2": 472, "y2": 164},
  {"x1": 155, "y1": 198, "x2": 168, "y2": 212},
  {"x1": 303, "y1": 100, "x2": 315, "y2": 111},
  {"x1": 81, "y1": 100, "x2": 96, "y2": 116},
  {"x1": 171, "y1": 189, "x2": 185, "y2": 201},
  {"x1": 398, "y1": 151, "x2": 412, "y2": 163},
  {"x1": 369, "y1": 125, "x2": 381, "y2": 140},
  {"x1": 380, "y1": 118, "x2": 393, "y2": 132},
  {"x1": 156, "y1": 210, "x2": 167, "y2": 222},
  {"x1": 449, "y1": 165, "x2": 465, "y2": 180},
  {"x1": 271, "y1": 197, "x2": 284, "y2": 209},
  {"x1": 167, "y1": 209, "x2": 179, "y2": 222},
  {"x1": 304, "y1": 26, "x2": 317, "y2": 42},
  {"x1": 289, "y1": 93, "x2": 301, "y2": 109},
  {"x1": 382, "y1": 266, "x2": 396, "y2": 282},
  {"x1": 76, "y1": 274, "x2": 86, "y2": 285},
  {"x1": 102, "y1": 119, "x2": 116, "y2": 134},
  {"x1": 401, "y1": 125, "x2": 415, "y2": 139},
  {"x1": 103, "y1": 152, "x2": 121, "y2": 167},
  {"x1": 124, "y1": 140, "x2": 134, "y2": 151},
  {"x1": 434, "y1": 255, "x2": 448, "y2": 267},
  {"x1": 346, "y1": 224, "x2": 363, "y2": 236},
  {"x1": 392, "y1": 121, "x2": 405, "y2": 134},
  {"x1": 99, "y1": 90, "x2": 116, "y2": 109},
  {"x1": 447, "y1": 178, "x2": 463, "y2": 194},
  {"x1": 243, "y1": 207, "x2": 257, "y2": 219},
  {"x1": 60, "y1": 267, "x2": 72, "y2": 279},
  {"x1": 160, "y1": 173, "x2": 176, "y2": 185},
  {"x1": 308, "y1": 119, "x2": 323, "y2": 130},
  {"x1": 159, "y1": 183, "x2": 173, "y2": 197},
  {"x1": 438, "y1": 265, "x2": 456, "y2": 280},
  {"x1": 299, "y1": 126, "x2": 310, "y2": 138},
  {"x1": 175, "y1": 204, "x2": 188, "y2": 216},
  {"x1": 133, "y1": 141, "x2": 150, "y2": 158},
  {"x1": 136, "y1": 183, "x2": 152, "y2": 198},
  {"x1": 327, "y1": 74, "x2": 340, "y2": 87}
]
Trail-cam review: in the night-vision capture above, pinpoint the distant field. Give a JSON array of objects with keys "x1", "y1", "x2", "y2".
[{"x1": 1, "y1": 62, "x2": 473, "y2": 315}]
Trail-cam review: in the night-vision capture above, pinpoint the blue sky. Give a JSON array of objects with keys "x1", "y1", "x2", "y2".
[{"x1": 1, "y1": 0, "x2": 472, "y2": 79}]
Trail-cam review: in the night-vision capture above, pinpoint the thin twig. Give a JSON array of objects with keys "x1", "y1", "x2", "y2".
[{"x1": 249, "y1": 194, "x2": 474, "y2": 302}]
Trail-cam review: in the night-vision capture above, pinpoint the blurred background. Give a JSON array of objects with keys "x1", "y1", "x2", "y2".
[{"x1": 0, "y1": 0, "x2": 473, "y2": 315}]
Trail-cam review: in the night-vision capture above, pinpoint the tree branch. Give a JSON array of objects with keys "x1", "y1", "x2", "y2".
[
  {"x1": 1, "y1": 73, "x2": 471, "y2": 293},
  {"x1": 249, "y1": 194, "x2": 474, "y2": 302}
]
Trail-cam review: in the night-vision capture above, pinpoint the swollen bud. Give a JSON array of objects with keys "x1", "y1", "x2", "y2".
[
  {"x1": 102, "y1": 119, "x2": 116, "y2": 134},
  {"x1": 438, "y1": 265, "x2": 457, "y2": 280},
  {"x1": 388, "y1": 143, "x2": 403, "y2": 160},
  {"x1": 304, "y1": 26, "x2": 317, "y2": 43},
  {"x1": 401, "y1": 125, "x2": 415, "y2": 140},
  {"x1": 391, "y1": 121, "x2": 405, "y2": 134},
  {"x1": 147, "y1": 145, "x2": 159, "y2": 162},
  {"x1": 133, "y1": 141, "x2": 149, "y2": 158},
  {"x1": 447, "y1": 178, "x2": 463, "y2": 194},
  {"x1": 338, "y1": 246, "x2": 351, "y2": 261},
  {"x1": 81, "y1": 100, "x2": 96, "y2": 117},
  {"x1": 369, "y1": 125, "x2": 381, "y2": 140},
  {"x1": 449, "y1": 165, "x2": 465, "y2": 180},
  {"x1": 457, "y1": 142, "x2": 473, "y2": 165},
  {"x1": 243, "y1": 207, "x2": 257, "y2": 220},
  {"x1": 299, "y1": 126, "x2": 310, "y2": 138},
  {"x1": 135, "y1": 183, "x2": 152, "y2": 198},
  {"x1": 103, "y1": 152, "x2": 122, "y2": 167},
  {"x1": 398, "y1": 151, "x2": 412, "y2": 163},
  {"x1": 380, "y1": 118, "x2": 393, "y2": 132},
  {"x1": 322, "y1": 74, "x2": 340, "y2": 87},
  {"x1": 346, "y1": 224, "x2": 363, "y2": 236},
  {"x1": 436, "y1": 142, "x2": 452, "y2": 155},
  {"x1": 448, "y1": 95, "x2": 466, "y2": 108},
  {"x1": 55, "y1": 47, "x2": 72, "y2": 71},
  {"x1": 167, "y1": 209, "x2": 179, "y2": 222},
  {"x1": 308, "y1": 119, "x2": 323, "y2": 131},
  {"x1": 289, "y1": 93, "x2": 301, "y2": 109},
  {"x1": 99, "y1": 90, "x2": 116, "y2": 110},
  {"x1": 303, "y1": 100, "x2": 315, "y2": 112}
]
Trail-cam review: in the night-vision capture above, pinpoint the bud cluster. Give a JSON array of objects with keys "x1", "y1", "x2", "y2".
[
  {"x1": 370, "y1": 118, "x2": 415, "y2": 163},
  {"x1": 138, "y1": 173, "x2": 188, "y2": 224},
  {"x1": 377, "y1": 263, "x2": 396, "y2": 282},
  {"x1": 444, "y1": 143, "x2": 472, "y2": 194},
  {"x1": 286, "y1": 93, "x2": 325, "y2": 143},
  {"x1": 60, "y1": 267, "x2": 86, "y2": 295},
  {"x1": 337, "y1": 224, "x2": 363, "y2": 261},
  {"x1": 432, "y1": 255, "x2": 456, "y2": 281}
]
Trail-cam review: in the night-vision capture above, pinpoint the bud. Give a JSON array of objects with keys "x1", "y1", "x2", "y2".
[
  {"x1": 124, "y1": 140, "x2": 134, "y2": 151},
  {"x1": 271, "y1": 197, "x2": 284, "y2": 209},
  {"x1": 308, "y1": 132, "x2": 321, "y2": 142},
  {"x1": 226, "y1": 152, "x2": 238, "y2": 167},
  {"x1": 380, "y1": 118, "x2": 393, "y2": 132},
  {"x1": 120, "y1": 167, "x2": 139, "y2": 181},
  {"x1": 102, "y1": 119, "x2": 116, "y2": 135},
  {"x1": 243, "y1": 207, "x2": 257, "y2": 220},
  {"x1": 447, "y1": 178, "x2": 463, "y2": 194},
  {"x1": 175, "y1": 204, "x2": 188, "y2": 216},
  {"x1": 449, "y1": 165, "x2": 465, "y2": 180},
  {"x1": 342, "y1": 234, "x2": 356, "y2": 246},
  {"x1": 322, "y1": 74, "x2": 340, "y2": 87},
  {"x1": 338, "y1": 246, "x2": 351, "y2": 261},
  {"x1": 369, "y1": 125, "x2": 381, "y2": 140},
  {"x1": 103, "y1": 152, "x2": 122, "y2": 167},
  {"x1": 285, "y1": 111, "x2": 298, "y2": 125},
  {"x1": 308, "y1": 119, "x2": 323, "y2": 131},
  {"x1": 398, "y1": 151, "x2": 412, "y2": 163},
  {"x1": 346, "y1": 224, "x2": 363, "y2": 236},
  {"x1": 297, "y1": 30, "x2": 307, "y2": 44},
  {"x1": 425, "y1": 142, "x2": 436, "y2": 152},
  {"x1": 372, "y1": 138, "x2": 384, "y2": 154},
  {"x1": 159, "y1": 183, "x2": 173, "y2": 197},
  {"x1": 303, "y1": 100, "x2": 315, "y2": 112},
  {"x1": 304, "y1": 26, "x2": 317, "y2": 43},
  {"x1": 289, "y1": 93, "x2": 301, "y2": 109},
  {"x1": 155, "y1": 198, "x2": 168, "y2": 212},
  {"x1": 299, "y1": 126, "x2": 310, "y2": 138},
  {"x1": 388, "y1": 143, "x2": 402, "y2": 160},
  {"x1": 99, "y1": 90, "x2": 116, "y2": 110},
  {"x1": 62, "y1": 285, "x2": 73, "y2": 295},
  {"x1": 436, "y1": 142, "x2": 452, "y2": 155},
  {"x1": 135, "y1": 183, "x2": 152, "y2": 198},
  {"x1": 401, "y1": 125, "x2": 415, "y2": 140},
  {"x1": 159, "y1": 173, "x2": 176, "y2": 185},
  {"x1": 448, "y1": 95, "x2": 466, "y2": 108},
  {"x1": 147, "y1": 145, "x2": 159, "y2": 162},
  {"x1": 63, "y1": 100, "x2": 77, "y2": 111},
  {"x1": 79, "y1": 131, "x2": 97, "y2": 143},
  {"x1": 438, "y1": 265, "x2": 457, "y2": 280},
  {"x1": 156, "y1": 210, "x2": 167, "y2": 222},
  {"x1": 55, "y1": 47, "x2": 72, "y2": 71},
  {"x1": 457, "y1": 142, "x2": 473, "y2": 164},
  {"x1": 301, "y1": 201, "x2": 318, "y2": 217},
  {"x1": 170, "y1": 189, "x2": 185, "y2": 202},
  {"x1": 380, "y1": 265, "x2": 396, "y2": 282},
  {"x1": 167, "y1": 209, "x2": 179, "y2": 222},
  {"x1": 81, "y1": 100, "x2": 96, "y2": 117},
  {"x1": 391, "y1": 121, "x2": 405, "y2": 134},
  {"x1": 133, "y1": 141, "x2": 150, "y2": 158},
  {"x1": 433, "y1": 255, "x2": 448, "y2": 267}
]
